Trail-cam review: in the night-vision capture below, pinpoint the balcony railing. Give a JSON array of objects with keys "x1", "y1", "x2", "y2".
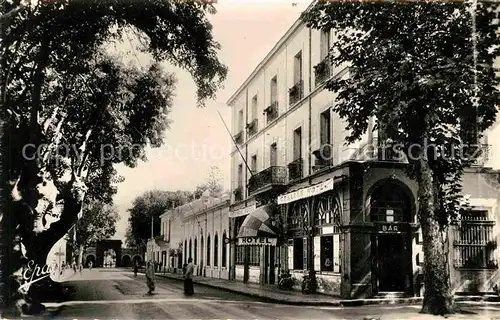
[
  {"x1": 289, "y1": 80, "x2": 304, "y2": 106},
  {"x1": 312, "y1": 144, "x2": 333, "y2": 170},
  {"x1": 247, "y1": 166, "x2": 287, "y2": 195},
  {"x1": 234, "y1": 130, "x2": 243, "y2": 144},
  {"x1": 288, "y1": 158, "x2": 303, "y2": 182},
  {"x1": 233, "y1": 186, "x2": 243, "y2": 202},
  {"x1": 314, "y1": 58, "x2": 332, "y2": 86},
  {"x1": 246, "y1": 118, "x2": 258, "y2": 137},
  {"x1": 264, "y1": 101, "x2": 279, "y2": 124}
]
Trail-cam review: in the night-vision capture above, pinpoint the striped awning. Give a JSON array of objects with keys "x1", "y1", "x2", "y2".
[{"x1": 237, "y1": 205, "x2": 277, "y2": 238}]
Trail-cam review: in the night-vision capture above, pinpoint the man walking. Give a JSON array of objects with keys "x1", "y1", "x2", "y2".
[
  {"x1": 145, "y1": 261, "x2": 156, "y2": 295},
  {"x1": 183, "y1": 257, "x2": 194, "y2": 296}
]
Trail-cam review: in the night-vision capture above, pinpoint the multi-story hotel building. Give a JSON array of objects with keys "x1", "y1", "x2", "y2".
[{"x1": 227, "y1": 9, "x2": 500, "y2": 298}]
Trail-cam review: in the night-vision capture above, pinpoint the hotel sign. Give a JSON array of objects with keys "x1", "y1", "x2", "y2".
[
  {"x1": 277, "y1": 178, "x2": 334, "y2": 205},
  {"x1": 237, "y1": 237, "x2": 277, "y2": 246}
]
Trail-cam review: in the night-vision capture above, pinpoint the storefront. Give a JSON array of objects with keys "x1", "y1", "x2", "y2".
[{"x1": 233, "y1": 204, "x2": 280, "y2": 285}]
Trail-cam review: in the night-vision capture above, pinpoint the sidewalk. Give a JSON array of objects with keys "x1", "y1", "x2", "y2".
[{"x1": 155, "y1": 272, "x2": 500, "y2": 307}]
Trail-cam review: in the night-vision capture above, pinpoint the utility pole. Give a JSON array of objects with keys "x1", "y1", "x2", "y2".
[{"x1": 151, "y1": 215, "x2": 155, "y2": 268}]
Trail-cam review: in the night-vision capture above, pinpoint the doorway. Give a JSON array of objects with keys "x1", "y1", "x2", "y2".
[
  {"x1": 376, "y1": 234, "x2": 406, "y2": 292},
  {"x1": 263, "y1": 246, "x2": 276, "y2": 284}
]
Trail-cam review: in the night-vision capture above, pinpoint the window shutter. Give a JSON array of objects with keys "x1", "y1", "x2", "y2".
[
  {"x1": 333, "y1": 234, "x2": 340, "y2": 273},
  {"x1": 288, "y1": 245, "x2": 294, "y2": 270},
  {"x1": 314, "y1": 236, "x2": 321, "y2": 271}
]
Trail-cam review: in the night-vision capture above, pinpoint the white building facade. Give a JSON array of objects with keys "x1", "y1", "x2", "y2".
[{"x1": 227, "y1": 5, "x2": 500, "y2": 299}]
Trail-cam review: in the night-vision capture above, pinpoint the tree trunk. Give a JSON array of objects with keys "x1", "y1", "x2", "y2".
[
  {"x1": 78, "y1": 245, "x2": 84, "y2": 268},
  {"x1": 417, "y1": 157, "x2": 455, "y2": 315}
]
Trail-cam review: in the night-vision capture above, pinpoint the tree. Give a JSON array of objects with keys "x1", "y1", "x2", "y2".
[
  {"x1": 302, "y1": 0, "x2": 499, "y2": 315},
  {"x1": 193, "y1": 166, "x2": 224, "y2": 198},
  {"x1": 127, "y1": 190, "x2": 193, "y2": 251},
  {"x1": 65, "y1": 201, "x2": 120, "y2": 268},
  {"x1": 1, "y1": 0, "x2": 226, "y2": 315}
]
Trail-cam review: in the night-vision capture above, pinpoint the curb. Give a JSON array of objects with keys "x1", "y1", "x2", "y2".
[{"x1": 156, "y1": 273, "x2": 500, "y2": 307}]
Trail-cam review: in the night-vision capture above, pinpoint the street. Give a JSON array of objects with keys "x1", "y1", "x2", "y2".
[{"x1": 43, "y1": 269, "x2": 500, "y2": 320}]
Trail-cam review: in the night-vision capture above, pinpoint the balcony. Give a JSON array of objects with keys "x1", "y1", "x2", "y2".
[
  {"x1": 312, "y1": 144, "x2": 333, "y2": 171},
  {"x1": 233, "y1": 186, "x2": 243, "y2": 202},
  {"x1": 314, "y1": 58, "x2": 332, "y2": 87},
  {"x1": 246, "y1": 118, "x2": 258, "y2": 137},
  {"x1": 289, "y1": 80, "x2": 304, "y2": 106},
  {"x1": 264, "y1": 101, "x2": 279, "y2": 124},
  {"x1": 247, "y1": 166, "x2": 287, "y2": 196},
  {"x1": 234, "y1": 130, "x2": 243, "y2": 144},
  {"x1": 288, "y1": 158, "x2": 303, "y2": 182}
]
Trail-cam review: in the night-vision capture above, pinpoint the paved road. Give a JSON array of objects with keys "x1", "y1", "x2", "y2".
[{"x1": 46, "y1": 268, "x2": 500, "y2": 320}]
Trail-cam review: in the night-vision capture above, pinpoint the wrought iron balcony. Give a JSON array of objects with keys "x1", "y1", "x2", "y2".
[
  {"x1": 233, "y1": 186, "x2": 243, "y2": 202},
  {"x1": 247, "y1": 166, "x2": 287, "y2": 195},
  {"x1": 314, "y1": 58, "x2": 332, "y2": 87},
  {"x1": 246, "y1": 118, "x2": 258, "y2": 137},
  {"x1": 289, "y1": 80, "x2": 304, "y2": 106},
  {"x1": 288, "y1": 158, "x2": 303, "y2": 182},
  {"x1": 264, "y1": 101, "x2": 279, "y2": 124},
  {"x1": 312, "y1": 144, "x2": 333, "y2": 170},
  {"x1": 234, "y1": 130, "x2": 243, "y2": 144}
]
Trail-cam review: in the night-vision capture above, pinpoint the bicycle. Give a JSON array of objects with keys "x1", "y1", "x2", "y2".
[{"x1": 278, "y1": 270, "x2": 293, "y2": 290}]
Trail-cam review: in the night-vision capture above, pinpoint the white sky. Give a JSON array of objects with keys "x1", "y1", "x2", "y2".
[{"x1": 112, "y1": 1, "x2": 311, "y2": 240}]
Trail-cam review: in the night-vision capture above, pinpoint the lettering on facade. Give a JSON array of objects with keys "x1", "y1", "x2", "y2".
[
  {"x1": 237, "y1": 237, "x2": 277, "y2": 246},
  {"x1": 377, "y1": 224, "x2": 404, "y2": 233}
]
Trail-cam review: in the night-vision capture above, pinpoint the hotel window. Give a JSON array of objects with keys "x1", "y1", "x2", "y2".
[
  {"x1": 249, "y1": 247, "x2": 260, "y2": 266},
  {"x1": 320, "y1": 109, "x2": 331, "y2": 146},
  {"x1": 293, "y1": 238, "x2": 306, "y2": 270},
  {"x1": 320, "y1": 29, "x2": 331, "y2": 61},
  {"x1": 293, "y1": 127, "x2": 302, "y2": 161},
  {"x1": 270, "y1": 76, "x2": 278, "y2": 104},
  {"x1": 454, "y1": 209, "x2": 497, "y2": 269},
  {"x1": 251, "y1": 154, "x2": 257, "y2": 174},
  {"x1": 251, "y1": 94, "x2": 258, "y2": 121},
  {"x1": 222, "y1": 231, "x2": 227, "y2": 267},
  {"x1": 237, "y1": 164, "x2": 243, "y2": 187},
  {"x1": 214, "y1": 233, "x2": 219, "y2": 267},
  {"x1": 238, "y1": 109, "x2": 244, "y2": 132},
  {"x1": 294, "y1": 51, "x2": 302, "y2": 85},
  {"x1": 207, "y1": 235, "x2": 211, "y2": 266},
  {"x1": 270, "y1": 143, "x2": 277, "y2": 167}
]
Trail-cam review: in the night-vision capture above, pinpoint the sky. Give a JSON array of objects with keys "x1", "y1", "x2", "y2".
[{"x1": 111, "y1": 0, "x2": 312, "y2": 241}]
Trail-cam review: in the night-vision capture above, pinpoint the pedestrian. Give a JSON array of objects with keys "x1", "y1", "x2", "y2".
[
  {"x1": 183, "y1": 257, "x2": 194, "y2": 296},
  {"x1": 145, "y1": 261, "x2": 155, "y2": 295},
  {"x1": 88, "y1": 261, "x2": 93, "y2": 270},
  {"x1": 79, "y1": 263, "x2": 83, "y2": 275},
  {"x1": 134, "y1": 261, "x2": 139, "y2": 277}
]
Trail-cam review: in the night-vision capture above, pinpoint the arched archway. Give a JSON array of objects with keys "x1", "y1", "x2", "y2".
[
  {"x1": 86, "y1": 254, "x2": 96, "y2": 267},
  {"x1": 207, "y1": 234, "x2": 211, "y2": 267},
  {"x1": 367, "y1": 179, "x2": 414, "y2": 294},
  {"x1": 214, "y1": 233, "x2": 218, "y2": 267},
  {"x1": 222, "y1": 231, "x2": 227, "y2": 268},
  {"x1": 122, "y1": 255, "x2": 132, "y2": 267},
  {"x1": 133, "y1": 255, "x2": 143, "y2": 266}
]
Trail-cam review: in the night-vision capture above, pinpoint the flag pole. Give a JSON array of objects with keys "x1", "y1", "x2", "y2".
[{"x1": 216, "y1": 109, "x2": 254, "y2": 179}]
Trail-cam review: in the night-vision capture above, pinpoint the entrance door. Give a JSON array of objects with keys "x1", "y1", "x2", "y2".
[
  {"x1": 376, "y1": 234, "x2": 406, "y2": 292},
  {"x1": 268, "y1": 246, "x2": 275, "y2": 284}
]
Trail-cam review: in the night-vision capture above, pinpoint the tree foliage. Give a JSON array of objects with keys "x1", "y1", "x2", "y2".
[
  {"x1": 193, "y1": 166, "x2": 224, "y2": 198},
  {"x1": 127, "y1": 190, "x2": 193, "y2": 249},
  {"x1": 1, "y1": 0, "x2": 226, "y2": 315},
  {"x1": 302, "y1": 0, "x2": 499, "y2": 315},
  {"x1": 66, "y1": 201, "x2": 120, "y2": 252}
]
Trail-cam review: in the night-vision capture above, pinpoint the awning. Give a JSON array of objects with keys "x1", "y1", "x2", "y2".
[{"x1": 237, "y1": 204, "x2": 277, "y2": 238}]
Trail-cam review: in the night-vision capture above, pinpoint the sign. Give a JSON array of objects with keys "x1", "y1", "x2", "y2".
[
  {"x1": 375, "y1": 223, "x2": 407, "y2": 233},
  {"x1": 237, "y1": 237, "x2": 277, "y2": 246},
  {"x1": 277, "y1": 178, "x2": 334, "y2": 205},
  {"x1": 20, "y1": 260, "x2": 52, "y2": 293},
  {"x1": 229, "y1": 204, "x2": 257, "y2": 218}
]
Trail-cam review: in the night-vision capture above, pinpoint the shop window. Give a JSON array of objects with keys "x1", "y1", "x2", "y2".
[
  {"x1": 320, "y1": 236, "x2": 333, "y2": 272},
  {"x1": 454, "y1": 209, "x2": 497, "y2": 269},
  {"x1": 249, "y1": 246, "x2": 260, "y2": 266},
  {"x1": 289, "y1": 200, "x2": 309, "y2": 233},
  {"x1": 214, "y1": 233, "x2": 219, "y2": 267},
  {"x1": 315, "y1": 193, "x2": 341, "y2": 232},
  {"x1": 235, "y1": 246, "x2": 245, "y2": 265},
  {"x1": 293, "y1": 238, "x2": 304, "y2": 270}
]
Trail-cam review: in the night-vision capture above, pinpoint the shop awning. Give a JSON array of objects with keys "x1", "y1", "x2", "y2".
[{"x1": 237, "y1": 204, "x2": 277, "y2": 239}]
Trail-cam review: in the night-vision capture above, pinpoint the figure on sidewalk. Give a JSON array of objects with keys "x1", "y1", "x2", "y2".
[
  {"x1": 134, "y1": 261, "x2": 139, "y2": 277},
  {"x1": 183, "y1": 257, "x2": 194, "y2": 296},
  {"x1": 88, "y1": 261, "x2": 93, "y2": 270},
  {"x1": 145, "y1": 261, "x2": 156, "y2": 295}
]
